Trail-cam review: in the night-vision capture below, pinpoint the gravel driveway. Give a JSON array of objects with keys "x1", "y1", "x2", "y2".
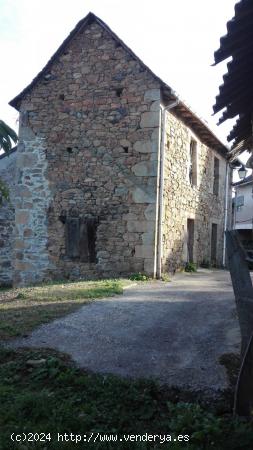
[{"x1": 9, "y1": 269, "x2": 240, "y2": 394}]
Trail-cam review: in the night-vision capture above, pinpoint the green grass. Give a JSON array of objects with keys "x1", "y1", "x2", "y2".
[
  {"x1": 0, "y1": 279, "x2": 252, "y2": 449},
  {"x1": 0, "y1": 347, "x2": 252, "y2": 449},
  {"x1": 0, "y1": 279, "x2": 127, "y2": 340},
  {"x1": 129, "y1": 273, "x2": 150, "y2": 281}
]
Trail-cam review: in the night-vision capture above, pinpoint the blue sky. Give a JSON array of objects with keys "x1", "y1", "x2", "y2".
[{"x1": 1, "y1": 0, "x2": 237, "y2": 146}]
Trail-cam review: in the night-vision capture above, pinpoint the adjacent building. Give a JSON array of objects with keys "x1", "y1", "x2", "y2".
[
  {"x1": 232, "y1": 174, "x2": 253, "y2": 258},
  {"x1": 0, "y1": 13, "x2": 231, "y2": 286}
]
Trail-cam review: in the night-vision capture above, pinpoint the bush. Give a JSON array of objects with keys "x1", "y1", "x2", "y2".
[
  {"x1": 185, "y1": 262, "x2": 197, "y2": 273},
  {"x1": 161, "y1": 273, "x2": 171, "y2": 282},
  {"x1": 129, "y1": 273, "x2": 149, "y2": 281}
]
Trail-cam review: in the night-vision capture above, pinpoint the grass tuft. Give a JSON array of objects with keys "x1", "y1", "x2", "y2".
[{"x1": 0, "y1": 279, "x2": 126, "y2": 340}]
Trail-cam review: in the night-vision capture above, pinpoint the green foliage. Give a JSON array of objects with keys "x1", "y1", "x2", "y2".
[
  {"x1": 167, "y1": 402, "x2": 253, "y2": 449},
  {"x1": 161, "y1": 273, "x2": 171, "y2": 282},
  {"x1": 185, "y1": 262, "x2": 197, "y2": 273},
  {"x1": 15, "y1": 279, "x2": 123, "y2": 301},
  {"x1": 129, "y1": 273, "x2": 149, "y2": 281},
  {"x1": 0, "y1": 348, "x2": 253, "y2": 449},
  {"x1": 0, "y1": 119, "x2": 18, "y2": 154},
  {"x1": 0, "y1": 119, "x2": 17, "y2": 206}
]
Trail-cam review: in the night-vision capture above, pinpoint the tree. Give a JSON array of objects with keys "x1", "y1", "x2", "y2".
[
  {"x1": 0, "y1": 120, "x2": 18, "y2": 154},
  {"x1": 0, "y1": 120, "x2": 18, "y2": 204}
]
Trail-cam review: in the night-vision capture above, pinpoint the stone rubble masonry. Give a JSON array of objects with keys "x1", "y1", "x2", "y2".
[
  {"x1": 1, "y1": 20, "x2": 229, "y2": 286},
  {"x1": 9, "y1": 21, "x2": 161, "y2": 285},
  {"x1": 162, "y1": 112, "x2": 229, "y2": 272},
  {"x1": 13, "y1": 130, "x2": 53, "y2": 286},
  {"x1": 0, "y1": 151, "x2": 16, "y2": 286}
]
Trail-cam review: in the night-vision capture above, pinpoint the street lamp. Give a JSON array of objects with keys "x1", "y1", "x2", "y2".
[{"x1": 238, "y1": 165, "x2": 247, "y2": 180}]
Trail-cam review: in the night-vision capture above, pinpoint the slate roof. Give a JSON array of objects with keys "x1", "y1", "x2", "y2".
[
  {"x1": 9, "y1": 12, "x2": 228, "y2": 156},
  {"x1": 213, "y1": 0, "x2": 253, "y2": 156}
]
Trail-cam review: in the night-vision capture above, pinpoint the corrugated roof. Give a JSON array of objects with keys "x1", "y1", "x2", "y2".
[
  {"x1": 9, "y1": 12, "x2": 228, "y2": 156},
  {"x1": 213, "y1": 0, "x2": 253, "y2": 155}
]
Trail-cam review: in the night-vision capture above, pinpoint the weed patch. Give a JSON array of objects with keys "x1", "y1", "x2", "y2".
[
  {"x1": 0, "y1": 279, "x2": 126, "y2": 340},
  {"x1": 185, "y1": 263, "x2": 197, "y2": 273},
  {"x1": 129, "y1": 273, "x2": 149, "y2": 281},
  {"x1": 0, "y1": 348, "x2": 252, "y2": 449}
]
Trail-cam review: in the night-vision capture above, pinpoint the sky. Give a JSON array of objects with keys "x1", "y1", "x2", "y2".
[{"x1": 0, "y1": 0, "x2": 241, "y2": 150}]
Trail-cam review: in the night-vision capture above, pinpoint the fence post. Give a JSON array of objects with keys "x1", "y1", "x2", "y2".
[{"x1": 226, "y1": 230, "x2": 253, "y2": 416}]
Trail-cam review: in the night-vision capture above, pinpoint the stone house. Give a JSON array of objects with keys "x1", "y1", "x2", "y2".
[{"x1": 0, "y1": 12, "x2": 231, "y2": 287}]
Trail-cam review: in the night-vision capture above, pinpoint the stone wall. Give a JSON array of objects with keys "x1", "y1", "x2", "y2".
[
  {"x1": 9, "y1": 17, "x2": 231, "y2": 285},
  {"x1": 0, "y1": 150, "x2": 16, "y2": 286},
  {"x1": 162, "y1": 111, "x2": 229, "y2": 272},
  {"x1": 13, "y1": 130, "x2": 53, "y2": 286},
  {"x1": 15, "y1": 21, "x2": 161, "y2": 284}
]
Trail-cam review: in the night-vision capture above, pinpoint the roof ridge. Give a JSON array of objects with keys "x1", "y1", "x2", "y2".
[
  {"x1": 9, "y1": 11, "x2": 174, "y2": 110},
  {"x1": 9, "y1": 12, "x2": 228, "y2": 155}
]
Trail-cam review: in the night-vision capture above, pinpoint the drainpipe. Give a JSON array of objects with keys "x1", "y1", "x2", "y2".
[
  {"x1": 222, "y1": 160, "x2": 230, "y2": 267},
  {"x1": 157, "y1": 99, "x2": 179, "y2": 278},
  {"x1": 234, "y1": 187, "x2": 238, "y2": 230}
]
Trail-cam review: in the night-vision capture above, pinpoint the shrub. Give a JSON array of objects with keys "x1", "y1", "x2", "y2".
[
  {"x1": 129, "y1": 273, "x2": 149, "y2": 281},
  {"x1": 161, "y1": 273, "x2": 171, "y2": 282},
  {"x1": 185, "y1": 262, "x2": 197, "y2": 273}
]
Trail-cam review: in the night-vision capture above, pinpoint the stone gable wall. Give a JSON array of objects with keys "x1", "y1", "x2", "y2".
[
  {"x1": 7, "y1": 20, "x2": 230, "y2": 286},
  {"x1": 162, "y1": 111, "x2": 229, "y2": 271},
  {"x1": 0, "y1": 151, "x2": 16, "y2": 286},
  {"x1": 15, "y1": 21, "x2": 161, "y2": 285}
]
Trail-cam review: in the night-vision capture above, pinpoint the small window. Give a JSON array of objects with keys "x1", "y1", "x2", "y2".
[
  {"x1": 189, "y1": 139, "x2": 197, "y2": 186},
  {"x1": 211, "y1": 223, "x2": 218, "y2": 265},
  {"x1": 187, "y1": 218, "x2": 195, "y2": 263},
  {"x1": 213, "y1": 157, "x2": 220, "y2": 195},
  {"x1": 66, "y1": 217, "x2": 97, "y2": 262}
]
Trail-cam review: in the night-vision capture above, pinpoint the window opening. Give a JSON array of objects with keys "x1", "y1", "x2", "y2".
[
  {"x1": 189, "y1": 139, "x2": 197, "y2": 186},
  {"x1": 213, "y1": 157, "x2": 220, "y2": 195}
]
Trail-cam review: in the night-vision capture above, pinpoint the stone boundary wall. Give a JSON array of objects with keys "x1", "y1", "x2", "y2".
[
  {"x1": 0, "y1": 151, "x2": 16, "y2": 286},
  {"x1": 162, "y1": 111, "x2": 228, "y2": 272},
  {"x1": 13, "y1": 133, "x2": 53, "y2": 286}
]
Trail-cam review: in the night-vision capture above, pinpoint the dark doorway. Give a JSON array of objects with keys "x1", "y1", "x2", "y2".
[
  {"x1": 211, "y1": 223, "x2": 218, "y2": 265},
  {"x1": 187, "y1": 219, "x2": 195, "y2": 263}
]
